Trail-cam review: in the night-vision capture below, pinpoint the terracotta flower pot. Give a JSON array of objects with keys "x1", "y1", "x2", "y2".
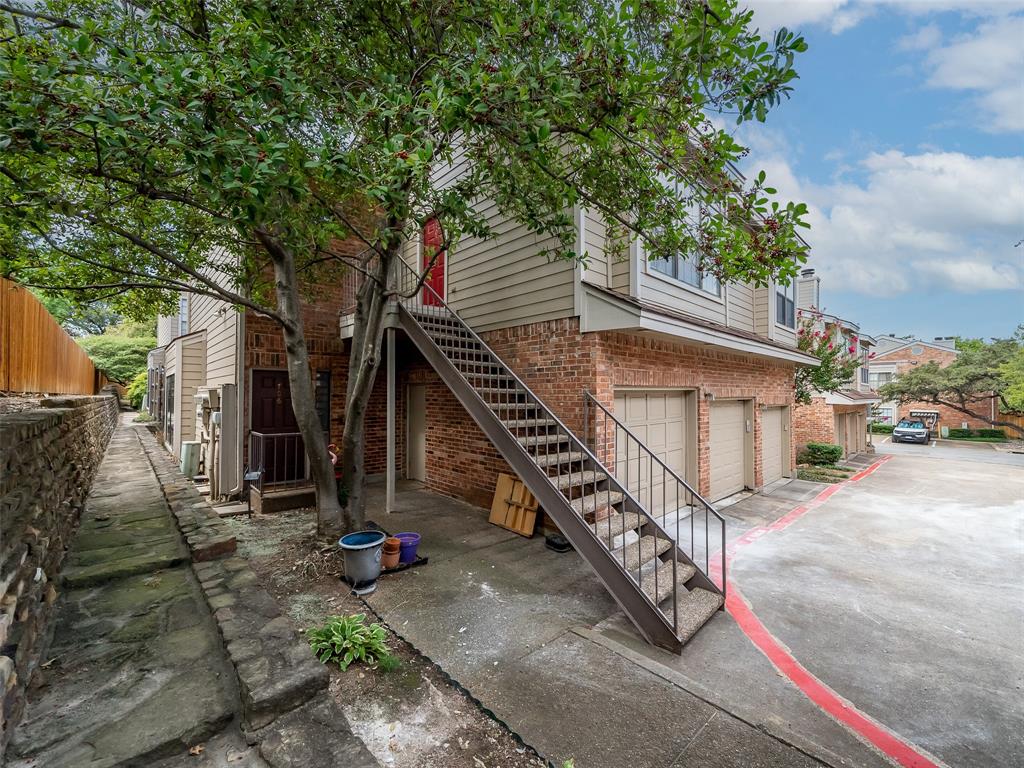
[{"x1": 381, "y1": 537, "x2": 401, "y2": 570}]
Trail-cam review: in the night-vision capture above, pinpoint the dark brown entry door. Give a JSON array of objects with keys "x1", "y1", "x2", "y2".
[{"x1": 251, "y1": 370, "x2": 305, "y2": 484}]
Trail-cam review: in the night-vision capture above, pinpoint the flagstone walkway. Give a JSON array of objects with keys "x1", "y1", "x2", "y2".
[{"x1": 6, "y1": 418, "x2": 376, "y2": 768}]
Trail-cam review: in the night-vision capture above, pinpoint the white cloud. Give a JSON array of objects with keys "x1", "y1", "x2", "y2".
[
  {"x1": 897, "y1": 23, "x2": 942, "y2": 50},
  {"x1": 922, "y1": 16, "x2": 1024, "y2": 133},
  {"x1": 744, "y1": 141, "x2": 1024, "y2": 296},
  {"x1": 743, "y1": 0, "x2": 1024, "y2": 34}
]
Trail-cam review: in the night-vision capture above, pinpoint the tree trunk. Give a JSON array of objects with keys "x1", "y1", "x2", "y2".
[
  {"x1": 338, "y1": 248, "x2": 394, "y2": 532},
  {"x1": 259, "y1": 232, "x2": 344, "y2": 537}
]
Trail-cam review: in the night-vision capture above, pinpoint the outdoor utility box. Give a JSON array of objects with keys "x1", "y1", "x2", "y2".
[
  {"x1": 941, "y1": 426, "x2": 949, "y2": 438},
  {"x1": 180, "y1": 441, "x2": 201, "y2": 478}
]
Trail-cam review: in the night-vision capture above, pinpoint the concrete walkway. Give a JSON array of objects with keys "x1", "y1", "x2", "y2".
[
  {"x1": 7, "y1": 418, "x2": 377, "y2": 768},
  {"x1": 7, "y1": 422, "x2": 237, "y2": 767},
  {"x1": 362, "y1": 481, "x2": 849, "y2": 768}
]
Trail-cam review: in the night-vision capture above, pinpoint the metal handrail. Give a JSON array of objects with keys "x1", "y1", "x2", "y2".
[
  {"x1": 583, "y1": 391, "x2": 726, "y2": 597},
  {"x1": 392, "y1": 258, "x2": 724, "y2": 632}
]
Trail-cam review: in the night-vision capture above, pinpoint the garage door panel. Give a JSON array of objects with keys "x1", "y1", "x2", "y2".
[
  {"x1": 761, "y1": 407, "x2": 784, "y2": 486},
  {"x1": 710, "y1": 401, "x2": 746, "y2": 501},
  {"x1": 614, "y1": 391, "x2": 687, "y2": 514}
]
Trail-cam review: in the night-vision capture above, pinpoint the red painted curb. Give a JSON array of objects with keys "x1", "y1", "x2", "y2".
[{"x1": 718, "y1": 455, "x2": 948, "y2": 768}]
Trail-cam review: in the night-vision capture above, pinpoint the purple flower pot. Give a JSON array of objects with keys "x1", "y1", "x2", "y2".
[{"x1": 395, "y1": 532, "x2": 421, "y2": 564}]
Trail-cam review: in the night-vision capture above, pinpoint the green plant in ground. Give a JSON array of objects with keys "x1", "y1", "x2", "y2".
[
  {"x1": 798, "y1": 443, "x2": 843, "y2": 466},
  {"x1": 947, "y1": 428, "x2": 973, "y2": 439},
  {"x1": 307, "y1": 614, "x2": 396, "y2": 671},
  {"x1": 132, "y1": 413, "x2": 153, "y2": 424},
  {"x1": 869, "y1": 423, "x2": 894, "y2": 434},
  {"x1": 798, "y1": 467, "x2": 853, "y2": 483},
  {"x1": 126, "y1": 370, "x2": 148, "y2": 410},
  {"x1": 978, "y1": 428, "x2": 1007, "y2": 438}
]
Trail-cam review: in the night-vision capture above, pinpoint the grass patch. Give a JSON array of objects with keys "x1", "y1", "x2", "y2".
[{"x1": 797, "y1": 465, "x2": 855, "y2": 483}]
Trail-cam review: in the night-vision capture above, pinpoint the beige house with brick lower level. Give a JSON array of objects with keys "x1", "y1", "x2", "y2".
[
  {"x1": 338, "y1": 148, "x2": 819, "y2": 507},
  {"x1": 790, "y1": 269, "x2": 879, "y2": 458}
]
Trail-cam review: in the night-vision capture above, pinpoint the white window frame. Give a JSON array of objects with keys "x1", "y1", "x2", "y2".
[{"x1": 775, "y1": 281, "x2": 796, "y2": 329}]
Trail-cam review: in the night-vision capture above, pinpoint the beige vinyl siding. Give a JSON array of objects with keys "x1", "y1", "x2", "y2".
[
  {"x1": 156, "y1": 315, "x2": 178, "y2": 346},
  {"x1": 753, "y1": 285, "x2": 771, "y2": 337},
  {"x1": 797, "y1": 276, "x2": 819, "y2": 310},
  {"x1": 177, "y1": 334, "x2": 206, "y2": 448},
  {"x1": 726, "y1": 283, "x2": 755, "y2": 333},
  {"x1": 774, "y1": 325, "x2": 798, "y2": 348},
  {"x1": 444, "y1": 201, "x2": 574, "y2": 331},
  {"x1": 188, "y1": 292, "x2": 239, "y2": 387},
  {"x1": 640, "y1": 268, "x2": 727, "y2": 325},
  {"x1": 581, "y1": 208, "x2": 609, "y2": 288},
  {"x1": 410, "y1": 148, "x2": 576, "y2": 331}
]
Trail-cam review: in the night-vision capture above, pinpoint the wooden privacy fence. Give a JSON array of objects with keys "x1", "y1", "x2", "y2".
[{"x1": 0, "y1": 277, "x2": 107, "y2": 394}]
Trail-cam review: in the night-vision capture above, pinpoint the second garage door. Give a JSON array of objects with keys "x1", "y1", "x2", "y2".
[
  {"x1": 709, "y1": 401, "x2": 748, "y2": 500},
  {"x1": 614, "y1": 390, "x2": 687, "y2": 514},
  {"x1": 760, "y1": 407, "x2": 786, "y2": 486}
]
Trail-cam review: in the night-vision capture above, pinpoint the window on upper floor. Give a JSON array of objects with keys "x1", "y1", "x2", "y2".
[
  {"x1": 868, "y1": 371, "x2": 894, "y2": 388},
  {"x1": 775, "y1": 281, "x2": 796, "y2": 328},
  {"x1": 178, "y1": 295, "x2": 189, "y2": 336},
  {"x1": 860, "y1": 367, "x2": 869, "y2": 384},
  {"x1": 650, "y1": 251, "x2": 721, "y2": 296},
  {"x1": 911, "y1": 345, "x2": 923, "y2": 355}
]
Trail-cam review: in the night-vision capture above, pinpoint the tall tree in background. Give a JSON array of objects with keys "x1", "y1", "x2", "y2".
[
  {"x1": 880, "y1": 330, "x2": 1024, "y2": 437},
  {"x1": 1, "y1": 0, "x2": 809, "y2": 535}
]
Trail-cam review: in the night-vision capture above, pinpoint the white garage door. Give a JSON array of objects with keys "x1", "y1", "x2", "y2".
[
  {"x1": 761, "y1": 407, "x2": 784, "y2": 485},
  {"x1": 710, "y1": 401, "x2": 746, "y2": 501},
  {"x1": 614, "y1": 391, "x2": 686, "y2": 514}
]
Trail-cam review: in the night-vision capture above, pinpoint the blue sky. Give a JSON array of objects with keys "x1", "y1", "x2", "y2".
[{"x1": 736, "y1": 0, "x2": 1023, "y2": 341}]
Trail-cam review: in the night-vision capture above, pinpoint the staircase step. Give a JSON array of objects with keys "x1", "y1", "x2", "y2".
[
  {"x1": 503, "y1": 418, "x2": 558, "y2": 430},
  {"x1": 611, "y1": 535, "x2": 672, "y2": 571},
  {"x1": 533, "y1": 451, "x2": 586, "y2": 468},
  {"x1": 590, "y1": 511, "x2": 646, "y2": 540},
  {"x1": 464, "y1": 373, "x2": 516, "y2": 382},
  {"x1": 665, "y1": 587, "x2": 724, "y2": 642},
  {"x1": 517, "y1": 432, "x2": 570, "y2": 448},
  {"x1": 478, "y1": 387, "x2": 528, "y2": 396},
  {"x1": 489, "y1": 403, "x2": 544, "y2": 415},
  {"x1": 551, "y1": 469, "x2": 607, "y2": 490},
  {"x1": 639, "y1": 557, "x2": 696, "y2": 606},
  {"x1": 570, "y1": 491, "x2": 624, "y2": 515}
]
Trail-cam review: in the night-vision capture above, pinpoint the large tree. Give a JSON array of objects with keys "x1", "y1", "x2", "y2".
[
  {"x1": 1, "y1": 0, "x2": 809, "y2": 535},
  {"x1": 879, "y1": 330, "x2": 1024, "y2": 437}
]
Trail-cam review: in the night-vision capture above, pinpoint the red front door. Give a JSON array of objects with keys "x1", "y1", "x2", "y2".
[{"x1": 422, "y1": 218, "x2": 446, "y2": 306}]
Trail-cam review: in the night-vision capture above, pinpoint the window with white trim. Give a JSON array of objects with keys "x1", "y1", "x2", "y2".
[
  {"x1": 650, "y1": 251, "x2": 721, "y2": 296},
  {"x1": 868, "y1": 371, "x2": 894, "y2": 388},
  {"x1": 775, "y1": 281, "x2": 796, "y2": 328},
  {"x1": 860, "y1": 367, "x2": 869, "y2": 384},
  {"x1": 178, "y1": 295, "x2": 189, "y2": 336}
]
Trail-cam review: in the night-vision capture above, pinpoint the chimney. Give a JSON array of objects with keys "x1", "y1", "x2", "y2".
[{"x1": 796, "y1": 268, "x2": 820, "y2": 310}]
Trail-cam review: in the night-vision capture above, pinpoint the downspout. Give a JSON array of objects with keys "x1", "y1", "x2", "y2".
[{"x1": 226, "y1": 308, "x2": 246, "y2": 497}]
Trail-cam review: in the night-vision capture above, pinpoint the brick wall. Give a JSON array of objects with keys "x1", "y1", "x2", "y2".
[
  {"x1": 874, "y1": 344, "x2": 994, "y2": 430},
  {"x1": 0, "y1": 395, "x2": 119, "y2": 753},
  {"x1": 485, "y1": 319, "x2": 798, "y2": 497},
  {"x1": 793, "y1": 396, "x2": 835, "y2": 448},
  {"x1": 332, "y1": 318, "x2": 800, "y2": 512},
  {"x1": 244, "y1": 266, "x2": 351, "y2": 450}
]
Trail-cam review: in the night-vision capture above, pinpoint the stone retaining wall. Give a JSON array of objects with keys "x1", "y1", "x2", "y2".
[{"x1": 0, "y1": 394, "x2": 120, "y2": 752}]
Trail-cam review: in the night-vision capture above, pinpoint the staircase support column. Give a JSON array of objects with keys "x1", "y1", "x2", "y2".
[{"x1": 386, "y1": 326, "x2": 396, "y2": 514}]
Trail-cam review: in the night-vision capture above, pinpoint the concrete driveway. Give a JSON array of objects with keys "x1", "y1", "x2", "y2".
[
  {"x1": 664, "y1": 447, "x2": 1024, "y2": 768},
  {"x1": 873, "y1": 435, "x2": 1024, "y2": 467}
]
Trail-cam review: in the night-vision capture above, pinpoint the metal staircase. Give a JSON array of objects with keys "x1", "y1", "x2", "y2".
[{"x1": 394, "y1": 266, "x2": 725, "y2": 652}]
